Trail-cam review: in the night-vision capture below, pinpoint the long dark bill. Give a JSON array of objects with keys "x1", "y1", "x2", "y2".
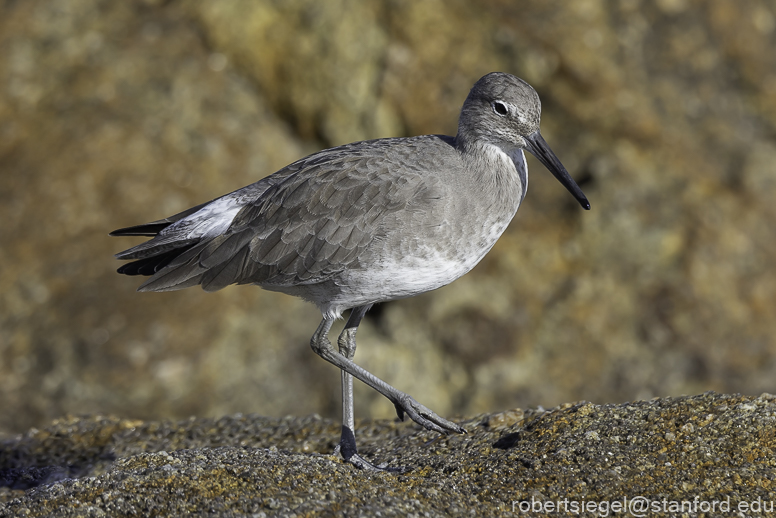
[{"x1": 524, "y1": 131, "x2": 590, "y2": 210}]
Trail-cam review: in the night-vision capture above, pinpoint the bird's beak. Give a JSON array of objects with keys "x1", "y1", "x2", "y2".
[{"x1": 524, "y1": 131, "x2": 590, "y2": 210}]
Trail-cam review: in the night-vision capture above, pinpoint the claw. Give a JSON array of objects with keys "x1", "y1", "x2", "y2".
[
  {"x1": 394, "y1": 403, "x2": 406, "y2": 422},
  {"x1": 392, "y1": 393, "x2": 466, "y2": 435}
]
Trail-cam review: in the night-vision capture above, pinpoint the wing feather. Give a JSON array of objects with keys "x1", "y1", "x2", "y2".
[{"x1": 115, "y1": 135, "x2": 454, "y2": 293}]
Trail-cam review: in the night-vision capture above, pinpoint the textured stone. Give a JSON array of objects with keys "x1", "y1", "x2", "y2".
[
  {"x1": 1, "y1": 0, "x2": 776, "y2": 435},
  {"x1": 1, "y1": 393, "x2": 775, "y2": 516}
]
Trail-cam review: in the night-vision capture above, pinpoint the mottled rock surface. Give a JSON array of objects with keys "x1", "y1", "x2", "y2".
[
  {"x1": 2, "y1": 0, "x2": 776, "y2": 438},
  {"x1": 1, "y1": 393, "x2": 775, "y2": 516}
]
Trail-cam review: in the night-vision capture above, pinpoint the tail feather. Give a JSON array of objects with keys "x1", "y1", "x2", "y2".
[
  {"x1": 113, "y1": 203, "x2": 214, "y2": 291},
  {"x1": 134, "y1": 238, "x2": 252, "y2": 293},
  {"x1": 137, "y1": 243, "x2": 211, "y2": 292},
  {"x1": 116, "y1": 238, "x2": 199, "y2": 261},
  {"x1": 113, "y1": 198, "x2": 256, "y2": 293},
  {"x1": 116, "y1": 245, "x2": 198, "y2": 276}
]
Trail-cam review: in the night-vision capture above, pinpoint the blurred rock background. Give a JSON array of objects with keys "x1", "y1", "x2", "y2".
[{"x1": 1, "y1": 0, "x2": 775, "y2": 435}]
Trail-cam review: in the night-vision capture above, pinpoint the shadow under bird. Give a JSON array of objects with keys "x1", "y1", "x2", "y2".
[{"x1": 111, "y1": 72, "x2": 590, "y2": 471}]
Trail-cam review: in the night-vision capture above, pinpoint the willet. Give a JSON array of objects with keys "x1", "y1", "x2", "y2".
[{"x1": 111, "y1": 72, "x2": 590, "y2": 471}]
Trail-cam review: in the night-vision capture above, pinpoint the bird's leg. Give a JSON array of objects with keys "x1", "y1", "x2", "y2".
[
  {"x1": 336, "y1": 306, "x2": 368, "y2": 454},
  {"x1": 331, "y1": 305, "x2": 401, "y2": 471},
  {"x1": 310, "y1": 313, "x2": 465, "y2": 466}
]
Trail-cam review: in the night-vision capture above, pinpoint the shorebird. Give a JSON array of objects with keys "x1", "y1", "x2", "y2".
[{"x1": 112, "y1": 72, "x2": 590, "y2": 471}]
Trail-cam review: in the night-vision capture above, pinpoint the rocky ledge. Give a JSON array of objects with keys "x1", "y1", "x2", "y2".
[{"x1": 1, "y1": 392, "x2": 774, "y2": 517}]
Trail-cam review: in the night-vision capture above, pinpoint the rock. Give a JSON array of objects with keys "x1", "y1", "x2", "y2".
[
  {"x1": 2, "y1": 393, "x2": 775, "y2": 516},
  {"x1": 2, "y1": 0, "x2": 776, "y2": 437}
]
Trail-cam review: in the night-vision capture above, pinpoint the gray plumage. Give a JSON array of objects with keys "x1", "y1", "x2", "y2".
[{"x1": 112, "y1": 72, "x2": 589, "y2": 471}]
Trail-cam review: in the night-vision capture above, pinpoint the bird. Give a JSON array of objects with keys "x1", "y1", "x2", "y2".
[{"x1": 111, "y1": 72, "x2": 590, "y2": 471}]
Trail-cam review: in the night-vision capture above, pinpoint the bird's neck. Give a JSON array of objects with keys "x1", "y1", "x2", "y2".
[{"x1": 455, "y1": 136, "x2": 527, "y2": 211}]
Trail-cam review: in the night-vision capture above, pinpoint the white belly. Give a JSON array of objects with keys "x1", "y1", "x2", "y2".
[
  {"x1": 297, "y1": 145, "x2": 527, "y2": 319},
  {"x1": 317, "y1": 215, "x2": 513, "y2": 318}
]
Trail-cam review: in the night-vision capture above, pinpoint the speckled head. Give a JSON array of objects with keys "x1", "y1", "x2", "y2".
[
  {"x1": 457, "y1": 72, "x2": 542, "y2": 150},
  {"x1": 457, "y1": 72, "x2": 590, "y2": 210}
]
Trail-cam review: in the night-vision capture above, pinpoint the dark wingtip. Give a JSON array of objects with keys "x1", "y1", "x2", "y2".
[
  {"x1": 581, "y1": 199, "x2": 591, "y2": 210},
  {"x1": 110, "y1": 227, "x2": 135, "y2": 237},
  {"x1": 110, "y1": 223, "x2": 169, "y2": 237},
  {"x1": 110, "y1": 201, "x2": 212, "y2": 237}
]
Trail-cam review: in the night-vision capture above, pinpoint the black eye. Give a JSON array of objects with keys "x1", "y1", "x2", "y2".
[{"x1": 492, "y1": 101, "x2": 508, "y2": 116}]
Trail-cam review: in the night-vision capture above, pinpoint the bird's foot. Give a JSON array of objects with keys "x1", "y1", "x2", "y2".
[
  {"x1": 393, "y1": 393, "x2": 466, "y2": 435},
  {"x1": 334, "y1": 428, "x2": 409, "y2": 473}
]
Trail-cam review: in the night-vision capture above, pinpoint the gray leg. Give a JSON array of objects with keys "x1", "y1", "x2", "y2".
[
  {"x1": 334, "y1": 305, "x2": 393, "y2": 471},
  {"x1": 337, "y1": 305, "x2": 369, "y2": 444},
  {"x1": 311, "y1": 312, "x2": 465, "y2": 464}
]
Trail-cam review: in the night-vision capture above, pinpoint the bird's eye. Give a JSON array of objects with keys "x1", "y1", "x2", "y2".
[{"x1": 492, "y1": 101, "x2": 508, "y2": 116}]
